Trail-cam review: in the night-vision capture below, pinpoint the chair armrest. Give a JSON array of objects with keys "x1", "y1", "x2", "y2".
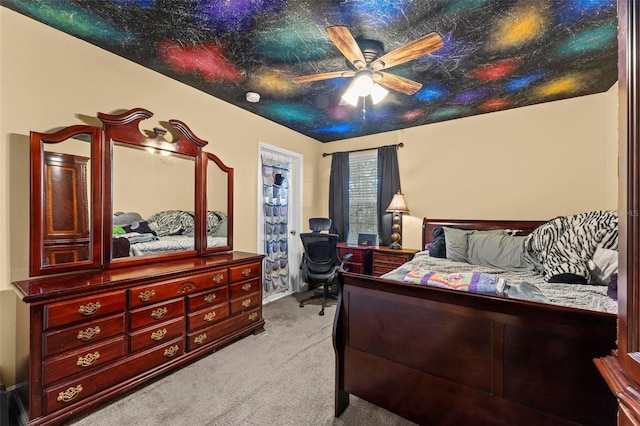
[{"x1": 338, "y1": 253, "x2": 353, "y2": 271}]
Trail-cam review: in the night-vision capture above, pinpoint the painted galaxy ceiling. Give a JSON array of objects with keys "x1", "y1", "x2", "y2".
[{"x1": 2, "y1": 0, "x2": 618, "y2": 142}]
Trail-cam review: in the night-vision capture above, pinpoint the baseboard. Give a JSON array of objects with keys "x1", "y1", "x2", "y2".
[{"x1": 1, "y1": 381, "x2": 28, "y2": 426}]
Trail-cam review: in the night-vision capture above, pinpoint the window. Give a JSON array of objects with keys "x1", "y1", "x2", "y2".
[{"x1": 347, "y1": 152, "x2": 377, "y2": 244}]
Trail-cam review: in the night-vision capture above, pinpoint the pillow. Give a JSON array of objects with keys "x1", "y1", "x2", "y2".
[
  {"x1": 428, "y1": 227, "x2": 446, "y2": 258},
  {"x1": 211, "y1": 218, "x2": 227, "y2": 237},
  {"x1": 443, "y1": 227, "x2": 506, "y2": 263},
  {"x1": 588, "y1": 248, "x2": 618, "y2": 285},
  {"x1": 467, "y1": 233, "x2": 532, "y2": 271},
  {"x1": 443, "y1": 227, "x2": 472, "y2": 262},
  {"x1": 113, "y1": 211, "x2": 143, "y2": 226}
]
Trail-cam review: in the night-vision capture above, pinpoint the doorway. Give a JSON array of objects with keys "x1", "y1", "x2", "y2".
[{"x1": 257, "y1": 142, "x2": 303, "y2": 304}]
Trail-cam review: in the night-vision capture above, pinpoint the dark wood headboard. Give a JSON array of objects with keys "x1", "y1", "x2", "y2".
[{"x1": 421, "y1": 218, "x2": 547, "y2": 250}]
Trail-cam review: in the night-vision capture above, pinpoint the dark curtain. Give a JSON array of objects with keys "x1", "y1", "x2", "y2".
[
  {"x1": 328, "y1": 152, "x2": 349, "y2": 242},
  {"x1": 377, "y1": 146, "x2": 401, "y2": 246}
]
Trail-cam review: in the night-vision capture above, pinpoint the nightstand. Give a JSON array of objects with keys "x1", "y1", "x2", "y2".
[
  {"x1": 372, "y1": 246, "x2": 419, "y2": 276},
  {"x1": 337, "y1": 242, "x2": 373, "y2": 275}
]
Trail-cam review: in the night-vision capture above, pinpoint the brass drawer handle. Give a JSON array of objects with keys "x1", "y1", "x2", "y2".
[
  {"x1": 241, "y1": 298, "x2": 252, "y2": 308},
  {"x1": 76, "y1": 351, "x2": 100, "y2": 367},
  {"x1": 151, "y1": 328, "x2": 167, "y2": 341},
  {"x1": 212, "y1": 274, "x2": 224, "y2": 283},
  {"x1": 242, "y1": 283, "x2": 252, "y2": 292},
  {"x1": 242, "y1": 268, "x2": 251, "y2": 277},
  {"x1": 163, "y1": 345, "x2": 179, "y2": 358},
  {"x1": 151, "y1": 307, "x2": 168, "y2": 320},
  {"x1": 57, "y1": 384, "x2": 83, "y2": 403},
  {"x1": 248, "y1": 312, "x2": 258, "y2": 321},
  {"x1": 204, "y1": 311, "x2": 216, "y2": 322},
  {"x1": 194, "y1": 333, "x2": 207, "y2": 345},
  {"x1": 204, "y1": 293, "x2": 217, "y2": 304},
  {"x1": 78, "y1": 302, "x2": 101, "y2": 316},
  {"x1": 77, "y1": 326, "x2": 101, "y2": 341},
  {"x1": 138, "y1": 290, "x2": 156, "y2": 302}
]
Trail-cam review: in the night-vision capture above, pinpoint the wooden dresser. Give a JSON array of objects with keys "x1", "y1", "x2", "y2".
[
  {"x1": 371, "y1": 246, "x2": 419, "y2": 276},
  {"x1": 13, "y1": 252, "x2": 264, "y2": 426},
  {"x1": 337, "y1": 243, "x2": 373, "y2": 275}
]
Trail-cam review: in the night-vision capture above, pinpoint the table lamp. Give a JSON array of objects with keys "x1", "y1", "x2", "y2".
[{"x1": 386, "y1": 190, "x2": 409, "y2": 249}]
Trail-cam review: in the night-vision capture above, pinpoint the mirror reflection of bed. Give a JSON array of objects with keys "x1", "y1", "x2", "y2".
[{"x1": 111, "y1": 142, "x2": 228, "y2": 257}]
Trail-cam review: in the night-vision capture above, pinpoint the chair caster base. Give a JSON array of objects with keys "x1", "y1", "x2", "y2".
[
  {"x1": 319, "y1": 310, "x2": 324, "y2": 316},
  {"x1": 299, "y1": 302, "x2": 304, "y2": 307}
]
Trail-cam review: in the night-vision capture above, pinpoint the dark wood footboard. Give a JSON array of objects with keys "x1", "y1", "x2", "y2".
[{"x1": 333, "y1": 272, "x2": 617, "y2": 426}]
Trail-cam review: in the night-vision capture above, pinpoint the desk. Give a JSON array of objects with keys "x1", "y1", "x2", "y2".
[{"x1": 337, "y1": 243, "x2": 373, "y2": 275}]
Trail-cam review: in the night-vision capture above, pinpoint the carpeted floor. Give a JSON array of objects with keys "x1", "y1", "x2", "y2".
[{"x1": 65, "y1": 293, "x2": 416, "y2": 426}]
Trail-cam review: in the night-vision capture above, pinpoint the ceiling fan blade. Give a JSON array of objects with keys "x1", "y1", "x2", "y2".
[
  {"x1": 326, "y1": 26, "x2": 367, "y2": 69},
  {"x1": 370, "y1": 32, "x2": 444, "y2": 71},
  {"x1": 292, "y1": 70, "x2": 355, "y2": 83},
  {"x1": 373, "y1": 72, "x2": 422, "y2": 95}
]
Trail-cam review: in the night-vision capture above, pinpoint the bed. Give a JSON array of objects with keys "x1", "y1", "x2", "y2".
[
  {"x1": 333, "y1": 217, "x2": 618, "y2": 426},
  {"x1": 112, "y1": 210, "x2": 228, "y2": 257}
]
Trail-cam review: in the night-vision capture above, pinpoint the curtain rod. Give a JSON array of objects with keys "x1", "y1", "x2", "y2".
[{"x1": 322, "y1": 142, "x2": 404, "y2": 157}]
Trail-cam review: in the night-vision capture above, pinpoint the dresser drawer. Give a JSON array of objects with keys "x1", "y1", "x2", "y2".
[
  {"x1": 44, "y1": 337, "x2": 184, "y2": 415},
  {"x1": 229, "y1": 278, "x2": 260, "y2": 299},
  {"x1": 129, "y1": 316, "x2": 184, "y2": 353},
  {"x1": 44, "y1": 291, "x2": 126, "y2": 330},
  {"x1": 230, "y1": 293, "x2": 261, "y2": 315},
  {"x1": 43, "y1": 313, "x2": 125, "y2": 358},
  {"x1": 129, "y1": 299, "x2": 184, "y2": 331},
  {"x1": 374, "y1": 253, "x2": 411, "y2": 264},
  {"x1": 128, "y1": 269, "x2": 228, "y2": 308},
  {"x1": 187, "y1": 303, "x2": 229, "y2": 332},
  {"x1": 229, "y1": 262, "x2": 261, "y2": 282},
  {"x1": 373, "y1": 264, "x2": 399, "y2": 276},
  {"x1": 186, "y1": 307, "x2": 261, "y2": 351},
  {"x1": 187, "y1": 286, "x2": 228, "y2": 312},
  {"x1": 42, "y1": 336, "x2": 126, "y2": 387}
]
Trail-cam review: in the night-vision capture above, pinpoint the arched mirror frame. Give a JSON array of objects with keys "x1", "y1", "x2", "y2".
[
  {"x1": 29, "y1": 108, "x2": 235, "y2": 275},
  {"x1": 29, "y1": 125, "x2": 103, "y2": 276},
  {"x1": 200, "y1": 152, "x2": 234, "y2": 255},
  {"x1": 100, "y1": 108, "x2": 230, "y2": 268}
]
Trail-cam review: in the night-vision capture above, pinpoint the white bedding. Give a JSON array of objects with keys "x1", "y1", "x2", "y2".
[
  {"x1": 129, "y1": 235, "x2": 227, "y2": 256},
  {"x1": 381, "y1": 251, "x2": 617, "y2": 314}
]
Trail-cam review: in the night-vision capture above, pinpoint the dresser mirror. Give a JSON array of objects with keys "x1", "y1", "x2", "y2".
[
  {"x1": 110, "y1": 142, "x2": 197, "y2": 262},
  {"x1": 203, "y1": 152, "x2": 233, "y2": 253},
  {"x1": 29, "y1": 108, "x2": 234, "y2": 275},
  {"x1": 29, "y1": 125, "x2": 103, "y2": 276}
]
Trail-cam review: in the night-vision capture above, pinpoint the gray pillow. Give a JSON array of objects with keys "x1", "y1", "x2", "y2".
[
  {"x1": 443, "y1": 227, "x2": 472, "y2": 263},
  {"x1": 467, "y1": 233, "x2": 533, "y2": 271}
]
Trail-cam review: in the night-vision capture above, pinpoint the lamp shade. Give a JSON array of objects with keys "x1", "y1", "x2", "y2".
[{"x1": 386, "y1": 191, "x2": 409, "y2": 213}]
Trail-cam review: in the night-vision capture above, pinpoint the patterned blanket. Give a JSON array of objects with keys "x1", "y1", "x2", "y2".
[{"x1": 404, "y1": 267, "x2": 509, "y2": 296}]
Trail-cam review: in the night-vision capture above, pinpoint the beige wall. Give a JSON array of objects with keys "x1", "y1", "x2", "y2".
[
  {"x1": 0, "y1": 6, "x2": 618, "y2": 386},
  {"x1": 319, "y1": 85, "x2": 618, "y2": 250}
]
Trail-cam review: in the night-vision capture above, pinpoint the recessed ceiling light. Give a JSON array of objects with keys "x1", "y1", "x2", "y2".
[{"x1": 246, "y1": 92, "x2": 260, "y2": 103}]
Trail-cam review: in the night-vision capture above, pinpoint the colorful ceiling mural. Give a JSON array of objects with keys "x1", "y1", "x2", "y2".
[{"x1": 2, "y1": 0, "x2": 618, "y2": 143}]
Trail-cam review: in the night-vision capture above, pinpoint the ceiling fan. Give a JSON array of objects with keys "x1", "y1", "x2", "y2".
[{"x1": 292, "y1": 26, "x2": 444, "y2": 106}]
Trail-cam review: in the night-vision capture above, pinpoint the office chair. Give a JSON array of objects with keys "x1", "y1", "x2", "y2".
[{"x1": 299, "y1": 218, "x2": 352, "y2": 316}]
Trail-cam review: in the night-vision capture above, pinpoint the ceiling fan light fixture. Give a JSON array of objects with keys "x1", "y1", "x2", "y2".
[
  {"x1": 341, "y1": 86, "x2": 360, "y2": 107},
  {"x1": 370, "y1": 83, "x2": 389, "y2": 104},
  {"x1": 352, "y1": 70, "x2": 374, "y2": 96}
]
